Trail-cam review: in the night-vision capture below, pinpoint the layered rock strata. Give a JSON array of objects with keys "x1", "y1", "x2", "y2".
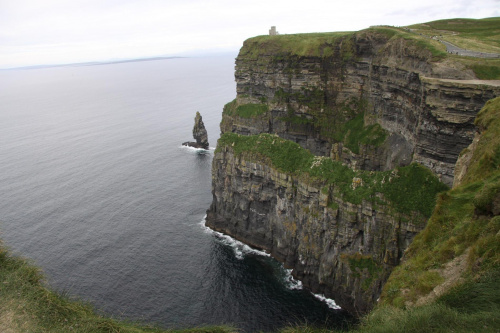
[
  {"x1": 221, "y1": 33, "x2": 500, "y2": 185},
  {"x1": 207, "y1": 29, "x2": 500, "y2": 314},
  {"x1": 207, "y1": 146, "x2": 428, "y2": 314}
]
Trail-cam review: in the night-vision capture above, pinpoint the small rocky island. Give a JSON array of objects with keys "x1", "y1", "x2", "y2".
[{"x1": 182, "y1": 112, "x2": 209, "y2": 149}]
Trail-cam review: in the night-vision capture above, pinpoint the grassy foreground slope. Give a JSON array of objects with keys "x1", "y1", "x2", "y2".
[{"x1": 0, "y1": 241, "x2": 233, "y2": 333}]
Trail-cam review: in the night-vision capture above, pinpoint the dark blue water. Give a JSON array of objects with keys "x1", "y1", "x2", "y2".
[{"x1": 0, "y1": 56, "x2": 349, "y2": 332}]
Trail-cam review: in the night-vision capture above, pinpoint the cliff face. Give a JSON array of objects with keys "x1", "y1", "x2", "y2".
[
  {"x1": 221, "y1": 32, "x2": 500, "y2": 185},
  {"x1": 207, "y1": 146, "x2": 429, "y2": 314},
  {"x1": 207, "y1": 29, "x2": 500, "y2": 314},
  {"x1": 379, "y1": 96, "x2": 500, "y2": 309}
]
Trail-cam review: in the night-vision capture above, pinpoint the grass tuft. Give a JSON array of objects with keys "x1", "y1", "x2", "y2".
[
  {"x1": 223, "y1": 99, "x2": 269, "y2": 118},
  {"x1": 470, "y1": 64, "x2": 500, "y2": 80}
]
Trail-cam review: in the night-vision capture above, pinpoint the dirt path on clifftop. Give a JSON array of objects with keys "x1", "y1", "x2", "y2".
[{"x1": 441, "y1": 40, "x2": 500, "y2": 59}]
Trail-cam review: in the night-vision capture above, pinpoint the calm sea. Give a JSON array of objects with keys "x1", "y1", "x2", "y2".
[{"x1": 0, "y1": 56, "x2": 350, "y2": 332}]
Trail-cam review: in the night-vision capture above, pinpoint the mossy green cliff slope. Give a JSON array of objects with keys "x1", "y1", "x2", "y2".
[{"x1": 207, "y1": 19, "x2": 500, "y2": 315}]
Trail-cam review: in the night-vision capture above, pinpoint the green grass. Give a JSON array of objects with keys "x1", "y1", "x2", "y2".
[
  {"x1": 343, "y1": 253, "x2": 383, "y2": 290},
  {"x1": 0, "y1": 240, "x2": 235, "y2": 333},
  {"x1": 274, "y1": 91, "x2": 388, "y2": 153},
  {"x1": 342, "y1": 112, "x2": 388, "y2": 154},
  {"x1": 222, "y1": 99, "x2": 269, "y2": 118},
  {"x1": 357, "y1": 302, "x2": 498, "y2": 333},
  {"x1": 409, "y1": 17, "x2": 500, "y2": 52},
  {"x1": 438, "y1": 269, "x2": 500, "y2": 315},
  {"x1": 462, "y1": 97, "x2": 500, "y2": 184},
  {"x1": 419, "y1": 17, "x2": 500, "y2": 35},
  {"x1": 217, "y1": 132, "x2": 447, "y2": 218},
  {"x1": 283, "y1": 303, "x2": 498, "y2": 333},
  {"x1": 467, "y1": 60, "x2": 500, "y2": 80},
  {"x1": 239, "y1": 32, "x2": 354, "y2": 59}
]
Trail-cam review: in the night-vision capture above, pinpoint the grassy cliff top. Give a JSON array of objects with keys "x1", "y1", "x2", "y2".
[
  {"x1": 238, "y1": 17, "x2": 500, "y2": 79},
  {"x1": 240, "y1": 17, "x2": 500, "y2": 57},
  {"x1": 239, "y1": 24, "x2": 447, "y2": 59},
  {"x1": 408, "y1": 17, "x2": 500, "y2": 53},
  {"x1": 239, "y1": 31, "x2": 354, "y2": 58}
]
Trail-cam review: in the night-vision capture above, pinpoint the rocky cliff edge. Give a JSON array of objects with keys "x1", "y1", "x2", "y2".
[{"x1": 207, "y1": 27, "x2": 500, "y2": 315}]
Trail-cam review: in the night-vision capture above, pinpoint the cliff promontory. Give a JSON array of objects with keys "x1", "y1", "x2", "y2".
[{"x1": 207, "y1": 24, "x2": 500, "y2": 314}]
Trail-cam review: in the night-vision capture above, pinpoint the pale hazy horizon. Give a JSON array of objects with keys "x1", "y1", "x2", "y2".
[{"x1": 1, "y1": 0, "x2": 498, "y2": 69}]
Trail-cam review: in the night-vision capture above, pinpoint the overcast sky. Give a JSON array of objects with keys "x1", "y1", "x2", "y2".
[{"x1": 1, "y1": 0, "x2": 498, "y2": 68}]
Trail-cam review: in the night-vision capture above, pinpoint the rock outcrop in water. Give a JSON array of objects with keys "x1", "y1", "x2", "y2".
[
  {"x1": 206, "y1": 28, "x2": 500, "y2": 314},
  {"x1": 183, "y1": 112, "x2": 209, "y2": 149}
]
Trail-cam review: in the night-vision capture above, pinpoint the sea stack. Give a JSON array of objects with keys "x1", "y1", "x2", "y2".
[{"x1": 183, "y1": 112, "x2": 209, "y2": 149}]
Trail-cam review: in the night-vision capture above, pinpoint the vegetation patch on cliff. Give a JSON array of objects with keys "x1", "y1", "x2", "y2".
[
  {"x1": 275, "y1": 92, "x2": 389, "y2": 153},
  {"x1": 223, "y1": 99, "x2": 269, "y2": 118},
  {"x1": 469, "y1": 61, "x2": 500, "y2": 80},
  {"x1": 217, "y1": 132, "x2": 447, "y2": 218},
  {"x1": 341, "y1": 112, "x2": 388, "y2": 154},
  {"x1": 343, "y1": 253, "x2": 383, "y2": 290},
  {"x1": 381, "y1": 166, "x2": 500, "y2": 308},
  {"x1": 461, "y1": 97, "x2": 500, "y2": 184}
]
